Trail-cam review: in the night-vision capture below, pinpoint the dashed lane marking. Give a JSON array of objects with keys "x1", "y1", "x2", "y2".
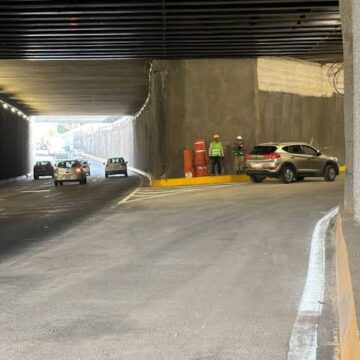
[
  {"x1": 21, "y1": 190, "x2": 51, "y2": 193},
  {"x1": 43, "y1": 193, "x2": 60, "y2": 199}
]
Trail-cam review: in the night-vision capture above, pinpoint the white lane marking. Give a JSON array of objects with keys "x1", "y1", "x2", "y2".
[
  {"x1": 122, "y1": 184, "x2": 230, "y2": 204},
  {"x1": 115, "y1": 173, "x2": 144, "y2": 206},
  {"x1": 118, "y1": 187, "x2": 141, "y2": 204},
  {"x1": 44, "y1": 193, "x2": 60, "y2": 199},
  {"x1": 92, "y1": 178, "x2": 98, "y2": 182},
  {"x1": 287, "y1": 206, "x2": 339, "y2": 360},
  {"x1": 21, "y1": 190, "x2": 51, "y2": 193},
  {"x1": 15, "y1": 186, "x2": 30, "y2": 191}
]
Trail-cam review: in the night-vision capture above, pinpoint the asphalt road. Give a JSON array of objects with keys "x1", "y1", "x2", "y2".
[
  {"x1": 0, "y1": 175, "x2": 344, "y2": 359},
  {"x1": 0, "y1": 158, "x2": 140, "y2": 258}
]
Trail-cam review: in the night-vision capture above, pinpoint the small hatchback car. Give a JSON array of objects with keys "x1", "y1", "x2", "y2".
[
  {"x1": 33, "y1": 161, "x2": 54, "y2": 179},
  {"x1": 54, "y1": 160, "x2": 87, "y2": 186},
  {"x1": 105, "y1": 157, "x2": 128, "y2": 178},
  {"x1": 245, "y1": 142, "x2": 339, "y2": 184}
]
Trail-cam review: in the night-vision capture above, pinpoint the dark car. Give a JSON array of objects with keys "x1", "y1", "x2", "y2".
[{"x1": 33, "y1": 161, "x2": 54, "y2": 180}]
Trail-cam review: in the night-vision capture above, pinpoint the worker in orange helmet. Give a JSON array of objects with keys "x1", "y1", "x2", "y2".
[{"x1": 209, "y1": 134, "x2": 224, "y2": 175}]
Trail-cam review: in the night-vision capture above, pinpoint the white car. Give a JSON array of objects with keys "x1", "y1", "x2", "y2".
[
  {"x1": 79, "y1": 160, "x2": 91, "y2": 176},
  {"x1": 105, "y1": 157, "x2": 128, "y2": 178},
  {"x1": 54, "y1": 160, "x2": 87, "y2": 186}
]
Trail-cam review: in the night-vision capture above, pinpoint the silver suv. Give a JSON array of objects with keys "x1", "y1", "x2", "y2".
[{"x1": 245, "y1": 142, "x2": 339, "y2": 184}]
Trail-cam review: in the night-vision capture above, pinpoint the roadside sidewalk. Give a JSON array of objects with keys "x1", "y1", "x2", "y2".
[{"x1": 343, "y1": 215, "x2": 360, "y2": 327}]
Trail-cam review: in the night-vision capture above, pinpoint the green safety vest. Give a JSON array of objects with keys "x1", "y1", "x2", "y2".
[{"x1": 209, "y1": 141, "x2": 224, "y2": 157}]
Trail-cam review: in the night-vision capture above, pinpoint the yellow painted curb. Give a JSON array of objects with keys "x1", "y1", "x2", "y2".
[
  {"x1": 152, "y1": 175, "x2": 249, "y2": 187},
  {"x1": 335, "y1": 215, "x2": 360, "y2": 360},
  {"x1": 340, "y1": 165, "x2": 346, "y2": 173}
]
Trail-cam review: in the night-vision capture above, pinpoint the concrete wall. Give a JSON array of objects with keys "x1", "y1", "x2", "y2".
[
  {"x1": 256, "y1": 92, "x2": 344, "y2": 163},
  {"x1": 73, "y1": 69, "x2": 166, "y2": 176},
  {"x1": 156, "y1": 58, "x2": 344, "y2": 178},
  {"x1": 73, "y1": 57, "x2": 344, "y2": 179},
  {"x1": 0, "y1": 109, "x2": 30, "y2": 180}
]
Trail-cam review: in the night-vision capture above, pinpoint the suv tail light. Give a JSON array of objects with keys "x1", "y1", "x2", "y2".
[{"x1": 264, "y1": 153, "x2": 280, "y2": 159}]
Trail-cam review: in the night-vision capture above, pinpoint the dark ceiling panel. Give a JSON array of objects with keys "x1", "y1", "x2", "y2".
[{"x1": 0, "y1": 0, "x2": 342, "y2": 60}]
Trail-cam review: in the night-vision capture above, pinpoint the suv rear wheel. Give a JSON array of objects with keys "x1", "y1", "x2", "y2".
[
  {"x1": 281, "y1": 166, "x2": 295, "y2": 184},
  {"x1": 324, "y1": 164, "x2": 337, "y2": 181},
  {"x1": 250, "y1": 175, "x2": 265, "y2": 183}
]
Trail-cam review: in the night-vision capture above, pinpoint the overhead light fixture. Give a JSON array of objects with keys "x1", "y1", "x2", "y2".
[{"x1": 0, "y1": 100, "x2": 29, "y2": 119}]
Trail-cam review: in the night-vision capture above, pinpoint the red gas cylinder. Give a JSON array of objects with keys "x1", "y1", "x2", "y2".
[
  {"x1": 195, "y1": 165, "x2": 209, "y2": 177},
  {"x1": 183, "y1": 148, "x2": 195, "y2": 177},
  {"x1": 194, "y1": 137, "x2": 208, "y2": 166}
]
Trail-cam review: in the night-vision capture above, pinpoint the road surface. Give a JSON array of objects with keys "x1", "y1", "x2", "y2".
[
  {"x1": 0, "y1": 175, "x2": 343, "y2": 359},
  {"x1": 0, "y1": 158, "x2": 140, "y2": 257}
]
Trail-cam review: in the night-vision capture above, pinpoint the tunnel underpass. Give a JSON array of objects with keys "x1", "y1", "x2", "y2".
[{"x1": 2, "y1": 1, "x2": 360, "y2": 359}]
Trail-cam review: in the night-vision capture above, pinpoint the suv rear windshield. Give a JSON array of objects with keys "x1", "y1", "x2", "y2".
[
  {"x1": 250, "y1": 146, "x2": 277, "y2": 155},
  {"x1": 108, "y1": 158, "x2": 125, "y2": 164}
]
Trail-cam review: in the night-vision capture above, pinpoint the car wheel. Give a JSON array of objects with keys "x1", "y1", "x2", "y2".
[
  {"x1": 281, "y1": 166, "x2": 295, "y2": 184},
  {"x1": 105, "y1": 172, "x2": 109, "y2": 178},
  {"x1": 34, "y1": 175, "x2": 39, "y2": 180},
  {"x1": 84, "y1": 177, "x2": 87, "y2": 184},
  {"x1": 296, "y1": 176, "x2": 305, "y2": 181},
  {"x1": 59, "y1": 181, "x2": 64, "y2": 186},
  {"x1": 125, "y1": 172, "x2": 128, "y2": 177},
  {"x1": 54, "y1": 180, "x2": 58, "y2": 187},
  {"x1": 324, "y1": 165, "x2": 337, "y2": 181},
  {"x1": 250, "y1": 175, "x2": 265, "y2": 183}
]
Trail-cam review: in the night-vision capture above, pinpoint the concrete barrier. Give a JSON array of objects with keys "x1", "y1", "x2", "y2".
[{"x1": 335, "y1": 215, "x2": 360, "y2": 360}]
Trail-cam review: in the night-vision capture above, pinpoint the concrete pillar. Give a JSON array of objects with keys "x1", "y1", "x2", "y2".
[
  {"x1": 354, "y1": 0, "x2": 360, "y2": 222},
  {"x1": 340, "y1": 0, "x2": 360, "y2": 221},
  {"x1": 340, "y1": 0, "x2": 354, "y2": 214}
]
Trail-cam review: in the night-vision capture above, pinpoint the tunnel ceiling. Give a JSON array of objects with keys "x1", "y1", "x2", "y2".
[
  {"x1": 0, "y1": 0, "x2": 342, "y2": 60},
  {"x1": 0, "y1": 1, "x2": 342, "y2": 115},
  {"x1": 0, "y1": 60, "x2": 149, "y2": 115}
]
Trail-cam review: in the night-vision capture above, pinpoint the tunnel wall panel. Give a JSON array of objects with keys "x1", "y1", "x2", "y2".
[
  {"x1": 73, "y1": 57, "x2": 344, "y2": 179},
  {"x1": 0, "y1": 109, "x2": 30, "y2": 180},
  {"x1": 73, "y1": 70, "x2": 165, "y2": 177}
]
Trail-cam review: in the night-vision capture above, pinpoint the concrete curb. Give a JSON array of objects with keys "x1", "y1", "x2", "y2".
[
  {"x1": 152, "y1": 174, "x2": 249, "y2": 187},
  {"x1": 152, "y1": 165, "x2": 346, "y2": 188},
  {"x1": 0, "y1": 174, "x2": 30, "y2": 185},
  {"x1": 334, "y1": 214, "x2": 360, "y2": 360}
]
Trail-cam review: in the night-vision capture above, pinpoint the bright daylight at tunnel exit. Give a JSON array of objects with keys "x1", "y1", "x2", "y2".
[{"x1": 1, "y1": 1, "x2": 360, "y2": 359}]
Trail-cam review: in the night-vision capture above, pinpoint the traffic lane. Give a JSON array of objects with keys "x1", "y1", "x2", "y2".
[
  {"x1": 0, "y1": 169, "x2": 140, "y2": 258},
  {"x1": 0, "y1": 177, "x2": 343, "y2": 359}
]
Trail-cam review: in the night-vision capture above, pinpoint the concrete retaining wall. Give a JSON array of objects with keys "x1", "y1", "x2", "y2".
[
  {"x1": 73, "y1": 70, "x2": 166, "y2": 177},
  {"x1": 0, "y1": 108, "x2": 30, "y2": 180},
  {"x1": 157, "y1": 58, "x2": 344, "y2": 177},
  {"x1": 73, "y1": 57, "x2": 344, "y2": 179}
]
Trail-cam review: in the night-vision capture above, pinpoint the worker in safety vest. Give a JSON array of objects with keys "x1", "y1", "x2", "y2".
[
  {"x1": 233, "y1": 135, "x2": 246, "y2": 174},
  {"x1": 209, "y1": 134, "x2": 224, "y2": 175}
]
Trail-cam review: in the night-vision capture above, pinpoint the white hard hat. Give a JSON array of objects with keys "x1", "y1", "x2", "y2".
[{"x1": 237, "y1": 135, "x2": 243, "y2": 140}]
